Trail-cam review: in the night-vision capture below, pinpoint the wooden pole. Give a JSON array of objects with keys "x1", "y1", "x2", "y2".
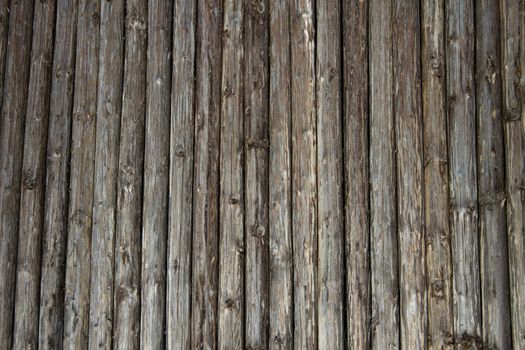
[
  {"x1": 0, "y1": 1, "x2": 34, "y2": 347},
  {"x1": 190, "y1": 0, "x2": 223, "y2": 348},
  {"x1": 140, "y1": 0, "x2": 172, "y2": 348},
  {"x1": 12, "y1": 1, "x2": 56, "y2": 348},
  {"x1": 0, "y1": 0, "x2": 10, "y2": 115},
  {"x1": 369, "y1": 1, "x2": 399, "y2": 348},
  {"x1": 167, "y1": 0, "x2": 196, "y2": 348},
  {"x1": 218, "y1": 0, "x2": 245, "y2": 348},
  {"x1": 63, "y1": 0, "x2": 100, "y2": 348},
  {"x1": 113, "y1": 0, "x2": 147, "y2": 348},
  {"x1": 39, "y1": 0, "x2": 78, "y2": 347}
]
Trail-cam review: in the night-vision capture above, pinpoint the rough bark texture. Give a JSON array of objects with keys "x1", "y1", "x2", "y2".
[
  {"x1": 112, "y1": 0, "x2": 147, "y2": 348},
  {"x1": 39, "y1": 0, "x2": 78, "y2": 347},
  {"x1": 268, "y1": 0, "x2": 293, "y2": 348},
  {"x1": 167, "y1": 0, "x2": 195, "y2": 348},
  {"x1": 218, "y1": 0, "x2": 245, "y2": 348},
  {"x1": 475, "y1": 1, "x2": 511, "y2": 348},
  {"x1": 190, "y1": 0, "x2": 223, "y2": 349},
  {"x1": 140, "y1": 0, "x2": 172, "y2": 348},
  {"x1": 12, "y1": 1, "x2": 56, "y2": 348},
  {"x1": 63, "y1": 1, "x2": 100, "y2": 348},
  {"x1": 369, "y1": 1, "x2": 399, "y2": 348},
  {"x1": 0, "y1": 1, "x2": 34, "y2": 347},
  {"x1": 446, "y1": 0, "x2": 482, "y2": 347},
  {"x1": 421, "y1": 0, "x2": 454, "y2": 348},
  {"x1": 342, "y1": 1, "x2": 370, "y2": 348},
  {"x1": 244, "y1": 1, "x2": 270, "y2": 349},
  {"x1": 88, "y1": 0, "x2": 125, "y2": 348}
]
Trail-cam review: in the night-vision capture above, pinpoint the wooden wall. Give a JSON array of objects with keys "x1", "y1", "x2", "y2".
[{"x1": 0, "y1": 0, "x2": 523, "y2": 349}]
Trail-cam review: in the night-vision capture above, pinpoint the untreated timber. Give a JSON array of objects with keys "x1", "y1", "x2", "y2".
[
  {"x1": 63, "y1": 0, "x2": 100, "y2": 348},
  {"x1": 12, "y1": 0, "x2": 56, "y2": 348},
  {"x1": 167, "y1": 0, "x2": 196, "y2": 348},
  {"x1": 140, "y1": 0, "x2": 172, "y2": 348},
  {"x1": 190, "y1": 0, "x2": 223, "y2": 348},
  {"x1": 0, "y1": 1, "x2": 34, "y2": 347},
  {"x1": 38, "y1": 0, "x2": 78, "y2": 348},
  {"x1": 218, "y1": 0, "x2": 245, "y2": 348},
  {"x1": 113, "y1": 0, "x2": 147, "y2": 348},
  {"x1": 0, "y1": 0, "x2": 9, "y2": 115}
]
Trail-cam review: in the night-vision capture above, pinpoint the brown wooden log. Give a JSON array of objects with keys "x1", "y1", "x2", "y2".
[
  {"x1": 268, "y1": 0, "x2": 293, "y2": 348},
  {"x1": 218, "y1": 0, "x2": 245, "y2": 348},
  {"x1": 113, "y1": 0, "x2": 147, "y2": 348},
  {"x1": 342, "y1": 1, "x2": 370, "y2": 348},
  {"x1": 190, "y1": 0, "x2": 223, "y2": 348},
  {"x1": 0, "y1": 1, "x2": 34, "y2": 347},
  {"x1": 167, "y1": 0, "x2": 196, "y2": 348},
  {"x1": 244, "y1": 0, "x2": 270, "y2": 348},
  {"x1": 62, "y1": 1, "x2": 100, "y2": 348},
  {"x1": 88, "y1": 0, "x2": 125, "y2": 348},
  {"x1": 140, "y1": 0, "x2": 172, "y2": 348},
  {"x1": 475, "y1": 1, "x2": 511, "y2": 348},
  {"x1": 446, "y1": 0, "x2": 482, "y2": 346},
  {"x1": 0, "y1": 0, "x2": 10, "y2": 115},
  {"x1": 421, "y1": 0, "x2": 454, "y2": 348},
  {"x1": 12, "y1": 1, "x2": 56, "y2": 348},
  {"x1": 290, "y1": 0, "x2": 317, "y2": 348},
  {"x1": 501, "y1": 0, "x2": 525, "y2": 348},
  {"x1": 316, "y1": 1, "x2": 344, "y2": 349},
  {"x1": 369, "y1": 1, "x2": 399, "y2": 348},
  {"x1": 393, "y1": 1, "x2": 427, "y2": 348},
  {"x1": 38, "y1": 0, "x2": 78, "y2": 348}
]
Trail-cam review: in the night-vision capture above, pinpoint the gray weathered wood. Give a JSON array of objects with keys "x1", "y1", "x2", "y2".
[
  {"x1": 63, "y1": 0, "x2": 100, "y2": 348},
  {"x1": 446, "y1": 0, "x2": 482, "y2": 346},
  {"x1": 244, "y1": 0, "x2": 270, "y2": 348},
  {"x1": 501, "y1": 0, "x2": 525, "y2": 348},
  {"x1": 140, "y1": 0, "x2": 172, "y2": 348},
  {"x1": 38, "y1": 0, "x2": 78, "y2": 347},
  {"x1": 190, "y1": 0, "x2": 223, "y2": 348},
  {"x1": 88, "y1": 0, "x2": 124, "y2": 348},
  {"x1": 421, "y1": 0, "x2": 454, "y2": 348},
  {"x1": 12, "y1": 1, "x2": 56, "y2": 348},
  {"x1": 0, "y1": 1, "x2": 35, "y2": 347},
  {"x1": 268, "y1": 0, "x2": 293, "y2": 347},
  {"x1": 393, "y1": 1, "x2": 427, "y2": 349},
  {"x1": 475, "y1": 1, "x2": 511, "y2": 348},
  {"x1": 316, "y1": 0, "x2": 344, "y2": 349},
  {"x1": 113, "y1": 0, "x2": 147, "y2": 348},
  {"x1": 167, "y1": 0, "x2": 196, "y2": 348},
  {"x1": 369, "y1": 1, "x2": 399, "y2": 348},
  {"x1": 218, "y1": 0, "x2": 245, "y2": 348},
  {"x1": 0, "y1": 0, "x2": 9, "y2": 118},
  {"x1": 290, "y1": 0, "x2": 317, "y2": 348}
]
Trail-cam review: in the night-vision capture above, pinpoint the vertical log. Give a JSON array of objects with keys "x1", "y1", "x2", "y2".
[
  {"x1": 63, "y1": 0, "x2": 100, "y2": 348},
  {"x1": 88, "y1": 0, "x2": 125, "y2": 348},
  {"x1": 244, "y1": 0, "x2": 270, "y2": 348},
  {"x1": 39, "y1": 0, "x2": 78, "y2": 347},
  {"x1": 421, "y1": 0, "x2": 454, "y2": 348},
  {"x1": 446, "y1": 0, "x2": 482, "y2": 346},
  {"x1": 0, "y1": 1, "x2": 34, "y2": 347},
  {"x1": 0, "y1": 0, "x2": 9, "y2": 114},
  {"x1": 501, "y1": 0, "x2": 525, "y2": 347},
  {"x1": 218, "y1": 0, "x2": 245, "y2": 348},
  {"x1": 268, "y1": 0, "x2": 293, "y2": 348},
  {"x1": 475, "y1": 1, "x2": 511, "y2": 348},
  {"x1": 191, "y1": 0, "x2": 223, "y2": 348},
  {"x1": 167, "y1": 0, "x2": 196, "y2": 348},
  {"x1": 140, "y1": 0, "x2": 172, "y2": 348},
  {"x1": 316, "y1": 0, "x2": 344, "y2": 349},
  {"x1": 12, "y1": 0, "x2": 56, "y2": 348},
  {"x1": 369, "y1": 1, "x2": 399, "y2": 348},
  {"x1": 393, "y1": 1, "x2": 427, "y2": 349},
  {"x1": 113, "y1": 0, "x2": 147, "y2": 348},
  {"x1": 290, "y1": 0, "x2": 317, "y2": 348},
  {"x1": 342, "y1": 0, "x2": 370, "y2": 348}
]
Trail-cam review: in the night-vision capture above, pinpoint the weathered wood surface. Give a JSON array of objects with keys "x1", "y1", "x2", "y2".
[{"x1": 1, "y1": 2, "x2": 523, "y2": 349}]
